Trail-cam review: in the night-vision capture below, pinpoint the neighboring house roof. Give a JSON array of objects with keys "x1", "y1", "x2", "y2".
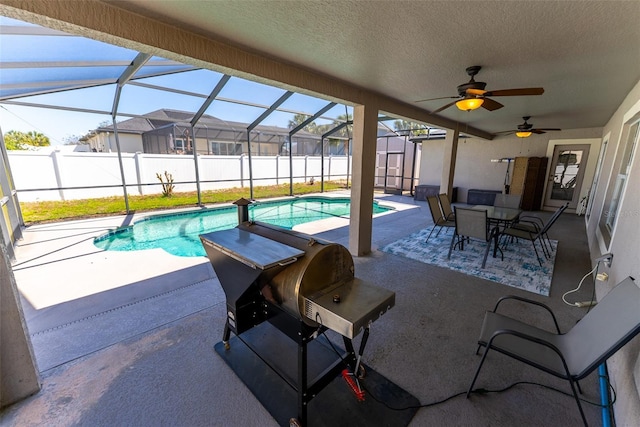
[
  {"x1": 93, "y1": 108, "x2": 321, "y2": 139},
  {"x1": 91, "y1": 109, "x2": 435, "y2": 145},
  {"x1": 96, "y1": 117, "x2": 154, "y2": 134}
]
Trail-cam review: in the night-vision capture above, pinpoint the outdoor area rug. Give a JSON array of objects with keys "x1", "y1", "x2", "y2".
[{"x1": 380, "y1": 228, "x2": 557, "y2": 296}]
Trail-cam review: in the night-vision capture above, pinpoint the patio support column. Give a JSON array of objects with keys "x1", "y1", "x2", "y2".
[
  {"x1": 440, "y1": 128, "x2": 459, "y2": 200},
  {"x1": 0, "y1": 232, "x2": 40, "y2": 408},
  {"x1": 349, "y1": 103, "x2": 378, "y2": 256}
]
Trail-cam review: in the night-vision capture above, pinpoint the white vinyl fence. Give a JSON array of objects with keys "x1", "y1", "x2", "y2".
[{"x1": 8, "y1": 151, "x2": 351, "y2": 202}]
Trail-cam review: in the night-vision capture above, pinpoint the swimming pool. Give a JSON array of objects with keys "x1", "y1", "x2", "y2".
[{"x1": 94, "y1": 197, "x2": 393, "y2": 257}]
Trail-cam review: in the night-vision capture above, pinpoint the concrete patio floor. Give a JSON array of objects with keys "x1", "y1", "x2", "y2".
[{"x1": 1, "y1": 192, "x2": 603, "y2": 426}]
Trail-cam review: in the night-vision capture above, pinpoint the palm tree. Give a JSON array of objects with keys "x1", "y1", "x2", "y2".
[
  {"x1": 393, "y1": 120, "x2": 428, "y2": 137},
  {"x1": 4, "y1": 130, "x2": 50, "y2": 150},
  {"x1": 320, "y1": 113, "x2": 352, "y2": 155},
  {"x1": 288, "y1": 113, "x2": 317, "y2": 133}
]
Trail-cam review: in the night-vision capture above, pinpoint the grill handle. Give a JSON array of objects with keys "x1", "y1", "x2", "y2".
[{"x1": 278, "y1": 257, "x2": 298, "y2": 267}]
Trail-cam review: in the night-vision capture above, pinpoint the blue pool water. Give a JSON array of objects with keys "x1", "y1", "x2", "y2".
[{"x1": 94, "y1": 197, "x2": 392, "y2": 257}]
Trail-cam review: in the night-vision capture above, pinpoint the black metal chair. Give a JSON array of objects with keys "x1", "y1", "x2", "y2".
[
  {"x1": 467, "y1": 276, "x2": 640, "y2": 426},
  {"x1": 447, "y1": 207, "x2": 502, "y2": 268},
  {"x1": 425, "y1": 195, "x2": 455, "y2": 243},
  {"x1": 508, "y1": 202, "x2": 569, "y2": 258}
]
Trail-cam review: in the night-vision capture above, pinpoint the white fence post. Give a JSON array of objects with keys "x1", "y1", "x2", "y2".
[
  {"x1": 134, "y1": 152, "x2": 144, "y2": 195},
  {"x1": 51, "y1": 150, "x2": 65, "y2": 200}
]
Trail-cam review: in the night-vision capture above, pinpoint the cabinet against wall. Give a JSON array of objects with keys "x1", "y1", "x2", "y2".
[{"x1": 510, "y1": 157, "x2": 548, "y2": 211}]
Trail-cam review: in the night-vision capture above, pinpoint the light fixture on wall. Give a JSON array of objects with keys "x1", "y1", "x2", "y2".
[
  {"x1": 516, "y1": 131, "x2": 532, "y2": 138},
  {"x1": 455, "y1": 97, "x2": 484, "y2": 111}
]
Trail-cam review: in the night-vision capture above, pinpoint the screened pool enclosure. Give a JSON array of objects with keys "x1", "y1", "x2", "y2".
[{"x1": 0, "y1": 15, "x2": 447, "y2": 256}]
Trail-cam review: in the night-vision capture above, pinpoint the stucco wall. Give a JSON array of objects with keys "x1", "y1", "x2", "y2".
[
  {"x1": 419, "y1": 128, "x2": 602, "y2": 203},
  {"x1": 86, "y1": 132, "x2": 142, "y2": 153},
  {"x1": 587, "y1": 78, "x2": 640, "y2": 426}
]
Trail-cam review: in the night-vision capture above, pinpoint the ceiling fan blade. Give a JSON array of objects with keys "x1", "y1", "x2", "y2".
[
  {"x1": 495, "y1": 128, "x2": 561, "y2": 135},
  {"x1": 415, "y1": 96, "x2": 458, "y2": 103},
  {"x1": 481, "y1": 97, "x2": 503, "y2": 111},
  {"x1": 534, "y1": 128, "x2": 561, "y2": 132},
  {"x1": 430, "y1": 99, "x2": 459, "y2": 114},
  {"x1": 483, "y1": 88, "x2": 545, "y2": 97}
]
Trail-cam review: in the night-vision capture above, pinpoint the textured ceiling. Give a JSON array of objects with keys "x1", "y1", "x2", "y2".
[{"x1": 107, "y1": 1, "x2": 640, "y2": 135}]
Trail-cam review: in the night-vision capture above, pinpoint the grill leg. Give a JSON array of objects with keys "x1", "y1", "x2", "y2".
[
  {"x1": 297, "y1": 338, "x2": 308, "y2": 426},
  {"x1": 343, "y1": 336, "x2": 355, "y2": 356},
  {"x1": 222, "y1": 320, "x2": 231, "y2": 350}
]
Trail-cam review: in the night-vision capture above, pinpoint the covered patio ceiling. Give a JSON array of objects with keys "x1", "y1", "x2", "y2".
[
  {"x1": 2, "y1": 1, "x2": 638, "y2": 142},
  {"x1": 75, "y1": 0, "x2": 640, "y2": 135}
]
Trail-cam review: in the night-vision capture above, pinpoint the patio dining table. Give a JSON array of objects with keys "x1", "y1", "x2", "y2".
[
  {"x1": 470, "y1": 205, "x2": 522, "y2": 227},
  {"x1": 470, "y1": 205, "x2": 523, "y2": 257}
]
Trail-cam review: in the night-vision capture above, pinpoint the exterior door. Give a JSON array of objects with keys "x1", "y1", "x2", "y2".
[
  {"x1": 374, "y1": 153, "x2": 386, "y2": 187},
  {"x1": 385, "y1": 152, "x2": 404, "y2": 192},
  {"x1": 544, "y1": 144, "x2": 590, "y2": 209}
]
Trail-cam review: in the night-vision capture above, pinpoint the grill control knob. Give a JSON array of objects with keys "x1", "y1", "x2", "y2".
[{"x1": 333, "y1": 294, "x2": 341, "y2": 303}]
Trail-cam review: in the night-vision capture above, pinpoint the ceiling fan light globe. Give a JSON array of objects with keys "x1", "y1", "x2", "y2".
[
  {"x1": 516, "y1": 131, "x2": 532, "y2": 138},
  {"x1": 455, "y1": 98, "x2": 484, "y2": 111}
]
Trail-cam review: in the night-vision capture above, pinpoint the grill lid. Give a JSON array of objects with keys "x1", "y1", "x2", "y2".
[{"x1": 200, "y1": 228, "x2": 304, "y2": 270}]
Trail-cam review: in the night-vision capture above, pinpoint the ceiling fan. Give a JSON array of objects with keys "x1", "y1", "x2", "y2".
[
  {"x1": 496, "y1": 116, "x2": 561, "y2": 138},
  {"x1": 416, "y1": 66, "x2": 544, "y2": 114}
]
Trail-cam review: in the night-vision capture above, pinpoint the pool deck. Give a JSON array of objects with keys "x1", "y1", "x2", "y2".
[
  {"x1": 3, "y1": 191, "x2": 601, "y2": 426},
  {"x1": 10, "y1": 191, "x2": 415, "y2": 371}
]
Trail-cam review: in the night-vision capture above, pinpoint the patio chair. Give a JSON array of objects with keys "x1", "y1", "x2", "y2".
[
  {"x1": 511, "y1": 202, "x2": 568, "y2": 255},
  {"x1": 425, "y1": 196, "x2": 455, "y2": 243},
  {"x1": 447, "y1": 207, "x2": 502, "y2": 268},
  {"x1": 438, "y1": 193, "x2": 455, "y2": 220},
  {"x1": 499, "y1": 225, "x2": 547, "y2": 267},
  {"x1": 467, "y1": 276, "x2": 640, "y2": 426},
  {"x1": 493, "y1": 194, "x2": 522, "y2": 209}
]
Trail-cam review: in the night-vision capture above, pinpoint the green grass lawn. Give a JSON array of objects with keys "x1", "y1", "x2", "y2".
[{"x1": 20, "y1": 181, "x2": 347, "y2": 224}]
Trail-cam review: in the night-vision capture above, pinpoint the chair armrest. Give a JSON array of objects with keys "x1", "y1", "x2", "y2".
[
  {"x1": 511, "y1": 220, "x2": 541, "y2": 233},
  {"x1": 518, "y1": 215, "x2": 544, "y2": 227},
  {"x1": 484, "y1": 328, "x2": 571, "y2": 378},
  {"x1": 492, "y1": 296, "x2": 561, "y2": 333}
]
